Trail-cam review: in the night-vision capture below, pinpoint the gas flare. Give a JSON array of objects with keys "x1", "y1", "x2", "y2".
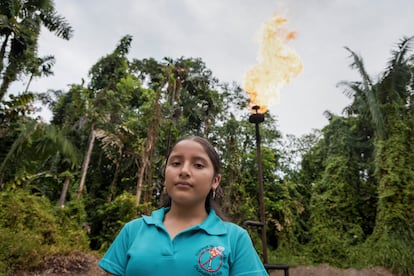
[{"x1": 243, "y1": 13, "x2": 303, "y2": 113}]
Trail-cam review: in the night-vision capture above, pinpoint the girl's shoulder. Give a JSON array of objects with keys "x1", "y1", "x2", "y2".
[{"x1": 220, "y1": 219, "x2": 251, "y2": 237}]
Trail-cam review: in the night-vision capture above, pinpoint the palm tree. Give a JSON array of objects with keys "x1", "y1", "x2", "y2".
[
  {"x1": 24, "y1": 55, "x2": 56, "y2": 93},
  {"x1": 0, "y1": 0, "x2": 73, "y2": 100},
  {"x1": 0, "y1": 120, "x2": 80, "y2": 203},
  {"x1": 339, "y1": 47, "x2": 385, "y2": 139}
]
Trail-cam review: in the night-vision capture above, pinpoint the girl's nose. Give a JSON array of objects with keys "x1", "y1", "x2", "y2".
[{"x1": 179, "y1": 162, "x2": 190, "y2": 177}]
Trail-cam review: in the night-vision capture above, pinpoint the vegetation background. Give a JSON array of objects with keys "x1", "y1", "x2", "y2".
[{"x1": 1, "y1": 1, "x2": 413, "y2": 275}]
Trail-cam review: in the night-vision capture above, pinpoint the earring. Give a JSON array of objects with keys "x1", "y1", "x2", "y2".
[{"x1": 212, "y1": 189, "x2": 216, "y2": 199}]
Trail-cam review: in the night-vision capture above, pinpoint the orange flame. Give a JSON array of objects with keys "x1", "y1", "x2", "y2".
[{"x1": 243, "y1": 13, "x2": 303, "y2": 113}]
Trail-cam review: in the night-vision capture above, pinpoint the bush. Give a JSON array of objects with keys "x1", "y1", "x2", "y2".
[
  {"x1": 0, "y1": 189, "x2": 89, "y2": 274},
  {"x1": 53, "y1": 198, "x2": 90, "y2": 251},
  {"x1": 89, "y1": 191, "x2": 154, "y2": 252}
]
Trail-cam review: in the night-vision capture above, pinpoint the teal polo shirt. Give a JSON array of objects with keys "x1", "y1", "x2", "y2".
[{"x1": 99, "y1": 208, "x2": 268, "y2": 275}]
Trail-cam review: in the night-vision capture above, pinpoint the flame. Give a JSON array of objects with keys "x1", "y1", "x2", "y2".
[{"x1": 243, "y1": 13, "x2": 303, "y2": 113}]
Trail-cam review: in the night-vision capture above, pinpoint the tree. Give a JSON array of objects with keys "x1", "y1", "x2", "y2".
[
  {"x1": 76, "y1": 35, "x2": 133, "y2": 198},
  {"x1": 130, "y1": 57, "x2": 228, "y2": 205},
  {"x1": 367, "y1": 37, "x2": 414, "y2": 274},
  {"x1": 339, "y1": 36, "x2": 414, "y2": 274},
  {"x1": 0, "y1": 0, "x2": 73, "y2": 100},
  {"x1": 306, "y1": 116, "x2": 374, "y2": 264}
]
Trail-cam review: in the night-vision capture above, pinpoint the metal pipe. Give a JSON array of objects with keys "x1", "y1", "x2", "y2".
[{"x1": 248, "y1": 105, "x2": 268, "y2": 264}]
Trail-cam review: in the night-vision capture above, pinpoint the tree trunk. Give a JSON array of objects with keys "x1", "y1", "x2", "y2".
[
  {"x1": 24, "y1": 74, "x2": 34, "y2": 93},
  {"x1": 107, "y1": 161, "x2": 120, "y2": 202},
  {"x1": 58, "y1": 175, "x2": 71, "y2": 208},
  {"x1": 0, "y1": 44, "x2": 19, "y2": 101},
  {"x1": 136, "y1": 160, "x2": 146, "y2": 206},
  {"x1": 136, "y1": 91, "x2": 161, "y2": 206},
  {"x1": 77, "y1": 124, "x2": 96, "y2": 198},
  {"x1": 0, "y1": 33, "x2": 10, "y2": 78},
  {"x1": 0, "y1": 69, "x2": 11, "y2": 101}
]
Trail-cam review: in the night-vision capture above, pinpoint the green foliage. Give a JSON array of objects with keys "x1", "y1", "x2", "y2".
[
  {"x1": 362, "y1": 225, "x2": 414, "y2": 275},
  {"x1": 91, "y1": 191, "x2": 155, "y2": 252},
  {"x1": 267, "y1": 179, "x2": 308, "y2": 253},
  {"x1": 301, "y1": 116, "x2": 373, "y2": 266},
  {"x1": 54, "y1": 198, "x2": 90, "y2": 248},
  {"x1": 0, "y1": 93, "x2": 36, "y2": 123},
  {"x1": 307, "y1": 219, "x2": 364, "y2": 266},
  {"x1": 367, "y1": 122, "x2": 414, "y2": 275},
  {"x1": 88, "y1": 35, "x2": 131, "y2": 92},
  {"x1": 0, "y1": 189, "x2": 89, "y2": 274},
  {"x1": 224, "y1": 181, "x2": 257, "y2": 224}
]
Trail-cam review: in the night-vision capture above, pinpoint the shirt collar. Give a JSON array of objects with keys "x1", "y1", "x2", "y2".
[{"x1": 143, "y1": 207, "x2": 227, "y2": 235}]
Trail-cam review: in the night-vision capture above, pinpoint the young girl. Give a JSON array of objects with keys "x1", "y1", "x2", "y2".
[{"x1": 99, "y1": 136, "x2": 268, "y2": 275}]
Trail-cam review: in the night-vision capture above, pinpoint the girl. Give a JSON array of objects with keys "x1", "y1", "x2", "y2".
[{"x1": 99, "y1": 136, "x2": 268, "y2": 275}]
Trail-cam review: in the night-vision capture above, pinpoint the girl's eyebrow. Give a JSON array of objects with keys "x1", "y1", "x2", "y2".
[
  {"x1": 193, "y1": 156, "x2": 208, "y2": 163},
  {"x1": 168, "y1": 154, "x2": 183, "y2": 159},
  {"x1": 168, "y1": 154, "x2": 209, "y2": 163}
]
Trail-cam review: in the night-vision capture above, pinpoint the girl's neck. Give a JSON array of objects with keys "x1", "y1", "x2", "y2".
[
  {"x1": 167, "y1": 202, "x2": 208, "y2": 221},
  {"x1": 163, "y1": 203, "x2": 208, "y2": 240}
]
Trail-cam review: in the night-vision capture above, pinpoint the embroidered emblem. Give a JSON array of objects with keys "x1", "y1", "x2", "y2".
[{"x1": 197, "y1": 246, "x2": 224, "y2": 273}]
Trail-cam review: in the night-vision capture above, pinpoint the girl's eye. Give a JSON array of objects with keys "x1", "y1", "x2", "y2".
[
  {"x1": 194, "y1": 163, "x2": 205, "y2": 169},
  {"x1": 171, "y1": 161, "x2": 180, "y2": 166}
]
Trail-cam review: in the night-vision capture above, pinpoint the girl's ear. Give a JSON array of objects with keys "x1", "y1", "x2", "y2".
[{"x1": 212, "y1": 174, "x2": 221, "y2": 190}]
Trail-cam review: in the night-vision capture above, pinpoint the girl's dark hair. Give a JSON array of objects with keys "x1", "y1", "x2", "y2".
[{"x1": 160, "y1": 136, "x2": 227, "y2": 220}]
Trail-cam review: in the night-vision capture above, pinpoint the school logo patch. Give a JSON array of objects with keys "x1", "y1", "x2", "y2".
[{"x1": 196, "y1": 245, "x2": 224, "y2": 273}]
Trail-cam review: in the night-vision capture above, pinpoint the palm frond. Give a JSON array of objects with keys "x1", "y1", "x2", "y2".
[
  {"x1": 39, "y1": 11, "x2": 73, "y2": 40},
  {"x1": 381, "y1": 36, "x2": 414, "y2": 104},
  {"x1": 344, "y1": 47, "x2": 374, "y2": 91},
  {"x1": 387, "y1": 36, "x2": 414, "y2": 72},
  {"x1": 0, "y1": 120, "x2": 38, "y2": 175},
  {"x1": 343, "y1": 46, "x2": 386, "y2": 139},
  {"x1": 95, "y1": 128, "x2": 123, "y2": 161}
]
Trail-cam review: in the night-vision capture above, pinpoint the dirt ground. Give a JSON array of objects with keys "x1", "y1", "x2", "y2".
[
  {"x1": 11, "y1": 252, "x2": 110, "y2": 276},
  {"x1": 269, "y1": 264, "x2": 395, "y2": 276},
  {"x1": 12, "y1": 252, "x2": 395, "y2": 276}
]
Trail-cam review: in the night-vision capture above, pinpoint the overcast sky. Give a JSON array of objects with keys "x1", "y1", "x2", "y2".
[{"x1": 14, "y1": 0, "x2": 414, "y2": 136}]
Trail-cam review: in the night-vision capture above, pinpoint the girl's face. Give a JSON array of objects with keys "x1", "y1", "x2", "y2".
[{"x1": 164, "y1": 140, "x2": 220, "y2": 207}]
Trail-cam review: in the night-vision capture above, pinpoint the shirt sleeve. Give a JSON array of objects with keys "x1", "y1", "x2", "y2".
[
  {"x1": 98, "y1": 224, "x2": 131, "y2": 276},
  {"x1": 230, "y1": 229, "x2": 269, "y2": 276}
]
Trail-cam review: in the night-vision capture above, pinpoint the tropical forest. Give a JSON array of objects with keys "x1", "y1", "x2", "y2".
[{"x1": 1, "y1": 1, "x2": 414, "y2": 275}]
